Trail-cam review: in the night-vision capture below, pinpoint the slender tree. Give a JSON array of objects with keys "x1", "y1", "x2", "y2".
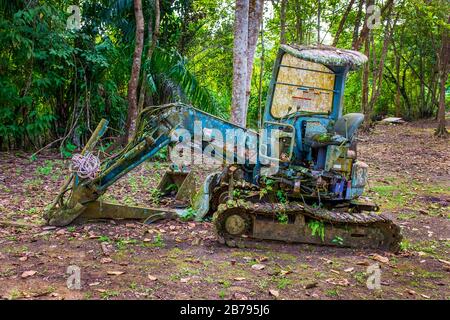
[
  {"x1": 231, "y1": 0, "x2": 264, "y2": 127},
  {"x1": 352, "y1": 0, "x2": 365, "y2": 49},
  {"x1": 137, "y1": 0, "x2": 161, "y2": 112},
  {"x1": 231, "y1": 0, "x2": 249, "y2": 127},
  {"x1": 245, "y1": 0, "x2": 264, "y2": 112},
  {"x1": 365, "y1": 6, "x2": 395, "y2": 128},
  {"x1": 124, "y1": 0, "x2": 145, "y2": 143},
  {"x1": 435, "y1": 16, "x2": 449, "y2": 137},
  {"x1": 294, "y1": 0, "x2": 303, "y2": 44},
  {"x1": 333, "y1": 0, "x2": 356, "y2": 47},
  {"x1": 317, "y1": 0, "x2": 321, "y2": 43},
  {"x1": 280, "y1": 0, "x2": 287, "y2": 44}
]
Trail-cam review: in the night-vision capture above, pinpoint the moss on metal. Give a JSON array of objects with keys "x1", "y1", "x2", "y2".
[{"x1": 281, "y1": 44, "x2": 368, "y2": 71}]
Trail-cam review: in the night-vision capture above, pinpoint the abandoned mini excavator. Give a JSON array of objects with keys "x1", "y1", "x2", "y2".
[{"x1": 44, "y1": 45, "x2": 402, "y2": 252}]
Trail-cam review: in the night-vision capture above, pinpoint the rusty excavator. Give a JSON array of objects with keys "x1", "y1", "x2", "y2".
[{"x1": 44, "y1": 45, "x2": 402, "y2": 251}]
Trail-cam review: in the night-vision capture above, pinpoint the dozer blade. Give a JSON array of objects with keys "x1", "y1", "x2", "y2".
[
  {"x1": 213, "y1": 201, "x2": 402, "y2": 252},
  {"x1": 74, "y1": 200, "x2": 180, "y2": 223}
]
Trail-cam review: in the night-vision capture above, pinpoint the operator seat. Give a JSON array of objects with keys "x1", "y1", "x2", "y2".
[{"x1": 333, "y1": 113, "x2": 364, "y2": 140}]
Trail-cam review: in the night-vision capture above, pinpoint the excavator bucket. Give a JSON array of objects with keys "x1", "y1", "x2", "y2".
[{"x1": 157, "y1": 168, "x2": 198, "y2": 203}]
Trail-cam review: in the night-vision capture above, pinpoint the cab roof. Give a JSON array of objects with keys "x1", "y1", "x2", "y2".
[{"x1": 281, "y1": 44, "x2": 368, "y2": 71}]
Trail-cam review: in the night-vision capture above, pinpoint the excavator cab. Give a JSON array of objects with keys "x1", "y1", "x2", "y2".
[{"x1": 259, "y1": 45, "x2": 369, "y2": 199}]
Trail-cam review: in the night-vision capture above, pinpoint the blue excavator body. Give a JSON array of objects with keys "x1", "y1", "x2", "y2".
[{"x1": 45, "y1": 45, "x2": 402, "y2": 251}]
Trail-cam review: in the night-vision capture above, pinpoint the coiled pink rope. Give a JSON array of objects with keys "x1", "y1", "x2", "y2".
[{"x1": 71, "y1": 152, "x2": 100, "y2": 179}]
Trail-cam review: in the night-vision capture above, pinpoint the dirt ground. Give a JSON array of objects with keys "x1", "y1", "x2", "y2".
[{"x1": 0, "y1": 120, "x2": 449, "y2": 300}]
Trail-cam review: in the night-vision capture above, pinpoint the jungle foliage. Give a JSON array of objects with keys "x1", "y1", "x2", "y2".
[{"x1": 0, "y1": 0, "x2": 448, "y2": 152}]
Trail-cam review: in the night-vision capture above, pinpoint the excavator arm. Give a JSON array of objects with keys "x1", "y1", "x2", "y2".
[{"x1": 45, "y1": 103, "x2": 257, "y2": 226}]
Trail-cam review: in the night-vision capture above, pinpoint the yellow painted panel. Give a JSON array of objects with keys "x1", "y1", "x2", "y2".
[{"x1": 271, "y1": 54, "x2": 335, "y2": 118}]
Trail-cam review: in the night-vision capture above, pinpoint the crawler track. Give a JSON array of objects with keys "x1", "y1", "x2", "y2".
[{"x1": 213, "y1": 200, "x2": 402, "y2": 252}]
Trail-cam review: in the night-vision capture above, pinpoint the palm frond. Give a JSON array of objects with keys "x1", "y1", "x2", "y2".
[{"x1": 149, "y1": 48, "x2": 228, "y2": 117}]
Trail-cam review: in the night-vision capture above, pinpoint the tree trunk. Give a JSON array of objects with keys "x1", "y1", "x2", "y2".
[
  {"x1": 394, "y1": 53, "x2": 401, "y2": 117},
  {"x1": 280, "y1": 0, "x2": 287, "y2": 44},
  {"x1": 317, "y1": 0, "x2": 321, "y2": 43},
  {"x1": 333, "y1": 0, "x2": 356, "y2": 47},
  {"x1": 361, "y1": 0, "x2": 372, "y2": 126},
  {"x1": 231, "y1": 0, "x2": 249, "y2": 127},
  {"x1": 258, "y1": 18, "x2": 265, "y2": 128},
  {"x1": 361, "y1": 36, "x2": 370, "y2": 123},
  {"x1": 435, "y1": 16, "x2": 449, "y2": 137},
  {"x1": 124, "y1": 0, "x2": 145, "y2": 143},
  {"x1": 294, "y1": 0, "x2": 303, "y2": 44},
  {"x1": 364, "y1": 3, "x2": 395, "y2": 128},
  {"x1": 352, "y1": 0, "x2": 364, "y2": 49},
  {"x1": 244, "y1": 0, "x2": 264, "y2": 113},
  {"x1": 137, "y1": 0, "x2": 160, "y2": 113},
  {"x1": 367, "y1": 13, "x2": 394, "y2": 115}
]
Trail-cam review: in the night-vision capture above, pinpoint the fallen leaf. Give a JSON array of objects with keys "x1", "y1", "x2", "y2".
[
  {"x1": 100, "y1": 258, "x2": 112, "y2": 264},
  {"x1": 280, "y1": 269, "x2": 292, "y2": 276},
  {"x1": 326, "y1": 278, "x2": 350, "y2": 286},
  {"x1": 88, "y1": 282, "x2": 100, "y2": 286},
  {"x1": 107, "y1": 271, "x2": 124, "y2": 276},
  {"x1": 337, "y1": 278, "x2": 350, "y2": 286},
  {"x1": 344, "y1": 267, "x2": 354, "y2": 273},
  {"x1": 331, "y1": 269, "x2": 340, "y2": 275},
  {"x1": 42, "y1": 226, "x2": 56, "y2": 231},
  {"x1": 233, "y1": 292, "x2": 248, "y2": 300},
  {"x1": 420, "y1": 294, "x2": 430, "y2": 299},
  {"x1": 56, "y1": 229, "x2": 66, "y2": 235},
  {"x1": 320, "y1": 258, "x2": 333, "y2": 264},
  {"x1": 269, "y1": 289, "x2": 279, "y2": 298},
  {"x1": 304, "y1": 281, "x2": 318, "y2": 289},
  {"x1": 251, "y1": 264, "x2": 266, "y2": 270},
  {"x1": 148, "y1": 275, "x2": 158, "y2": 281},
  {"x1": 21, "y1": 270, "x2": 37, "y2": 278},
  {"x1": 407, "y1": 289, "x2": 416, "y2": 295},
  {"x1": 371, "y1": 254, "x2": 389, "y2": 264},
  {"x1": 356, "y1": 260, "x2": 370, "y2": 266},
  {"x1": 234, "y1": 277, "x2": 246, "y2": 281},
  {"x1": 438, "y1": 259, "x2": 450, "y2": 266}
]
